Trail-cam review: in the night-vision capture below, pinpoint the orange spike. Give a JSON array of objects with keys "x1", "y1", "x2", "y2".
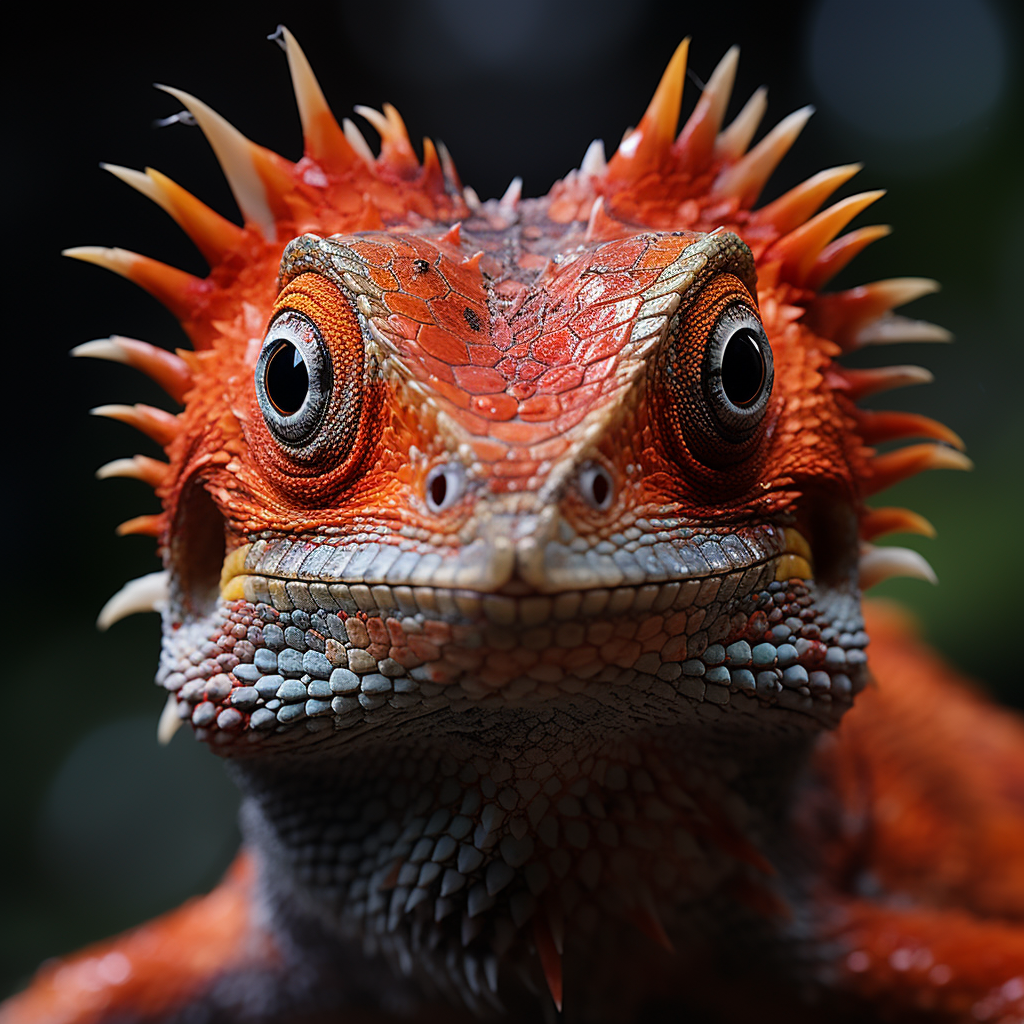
[
  {"x1": 91, "y1": 404, "x2": 181, "y2": 447},
  {"x1": 72, "y1": 336, "x2": 194, "y2": 403},
  {"x1": 102, "y1": 164, "x2": 246, "y2": 265},
  {"x1": 436, "y1": 140, "x2": 463, "y2": 193},
  {"x1": 439, "y1": 221, "x2": 461, "y2": 246},
  {"x1": 63, "y1": 247, "x2": 207, "y2": 324},
  {"x1": 675, "y1": 45, "x2": 738, "y2": 171},
  {"x1": 96, "y1": 455, "x2": 171, "y2": 488},
  {"x1": 116, "y1": 514, "x2": 163, "y2": 538},
  {"x1": 715, "y1": 86, "x2": 767, "y2": 161},
  {"x1": 766, "y1": 190, "x2": 885, "y2": 286},
  {"x1": 808, "y1": 277, "x2": 939, "y2": 349},
  {"x1": 606, "y1": 39, "x2": 690, "y2": 184},
  {"x1": 420, "y1": 137, "x2": 446, "y2": 195},
  {"x1": 856, "y1": 408, "x2": 965, "y2": 450},
  {"x1": 861, "y1": 506, "x2": 937, "y2": 541},
  {"x1": 865, "y1": 443, "x2": 972, "y2": 497},
  {"x1": 280, "y1": 26, "x2": 360, "y2": 172},
  {"x1": 533, "y1": 916, "x2": 563, "y2": 1011},
  {"x1": 805, "y1": 225, "x2": 892, "y2": 290},
  {"x1": 835, "y1": 365, "x2": 933, "y2": 402},
  {"x1": 145, "y1": 168, "x2": 248, "y2": 264},
  {"x1": 584, "y1": 196, "x2": 628, "y2": 242},
  {"x1": 751, "y1": 163, "x2": 862, "y2": 235},
  {"x1": 461, "y1": 251, "x2": 485, "y2": 271},
  {"x1": 354, "y1": 104, "x2": 419, "y2": 175},
  {"x1": 712, "y1": 105, "x2": 813, "y2": 207}
]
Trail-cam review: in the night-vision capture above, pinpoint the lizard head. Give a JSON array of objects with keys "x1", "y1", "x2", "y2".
[{"x1": 76, "y1": 32, "x2": 966, "y2": 751}]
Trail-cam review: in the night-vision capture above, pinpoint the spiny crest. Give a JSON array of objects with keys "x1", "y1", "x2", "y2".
[{"x1": 70, "y1": 29, "x2": 967, "y2": 602}]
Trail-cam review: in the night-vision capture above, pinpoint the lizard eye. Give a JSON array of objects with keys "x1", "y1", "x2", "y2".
[
  {"x1": 255, "y1": 311, "x2": 332, "y2": 445},
  {"x1": 660, "y1": 272, "x2": 774, "y2": 469}
]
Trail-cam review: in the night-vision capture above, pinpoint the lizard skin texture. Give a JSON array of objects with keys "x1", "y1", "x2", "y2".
[{"x1": 3, "y1": 28, "x2": 1023, "y2": 1024}]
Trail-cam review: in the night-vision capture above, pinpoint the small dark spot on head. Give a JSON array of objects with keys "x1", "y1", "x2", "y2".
[
  {"x1": 413, "y1": 259, "x2": 430, "y2": 275},
  {"x1": 463, "y1": 307, "x2": 482, "y2": 331}
]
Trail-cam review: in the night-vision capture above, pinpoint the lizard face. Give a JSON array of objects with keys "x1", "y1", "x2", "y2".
[{"x1": 79, "y1": 34, "x2": 963, "y2": 750}]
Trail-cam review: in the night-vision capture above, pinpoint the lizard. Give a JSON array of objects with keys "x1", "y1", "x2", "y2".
[{"x1": 4, "y1": 26, "x2": 1024, "y2": 1024}]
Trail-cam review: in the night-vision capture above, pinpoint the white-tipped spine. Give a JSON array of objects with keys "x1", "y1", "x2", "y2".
[
  {"x1": 579, "y1": 139, "x2": 607, "y2": 177},
  {"x1": 859, "y1": 545, "x2": 937, "y2": 589},
  {"x1": 342, "y1": 117, "x2": 376, "y2": 165},
  {"x1": 157, "y1": 693, "x2": 183, "y2": 745},
  {"x1": 97, "y1": 570, "x2": 170, "y2": 631}
]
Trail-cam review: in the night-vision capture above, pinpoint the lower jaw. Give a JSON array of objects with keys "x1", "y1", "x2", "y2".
[{"x1": 157, "y1": 557, "x2": 867, "y2": 749}]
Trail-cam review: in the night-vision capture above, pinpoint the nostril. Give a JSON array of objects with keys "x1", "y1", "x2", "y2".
[
  {"x1": 578, "y1": 463, "x2": 614, "y2": 510},
  {"x1": 425, "y1": 462, "x2": 466, "y2": 513}
]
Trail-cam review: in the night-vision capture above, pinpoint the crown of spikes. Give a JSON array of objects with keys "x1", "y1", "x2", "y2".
[{"x1": 73, "y1": 30, "x2": 970, "y2": 640}]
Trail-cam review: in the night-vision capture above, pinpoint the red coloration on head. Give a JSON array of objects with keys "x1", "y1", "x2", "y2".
[{"x1": 68, "y1": 31, "x2": 964, "y2": 587}]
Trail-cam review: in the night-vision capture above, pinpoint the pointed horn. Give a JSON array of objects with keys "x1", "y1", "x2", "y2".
[
  {"x1": 865, "y1": 443, "x2": 972, "y2": 497},
  {"x1": 97, "y1": 570, "x2": 170, "y2": 630},
  {"x1": 436, "y1": 140, "x2": 463, "y2": 193},
  {"x1": 676, "y1": 45, "x2": 739, "y2": 170},
  {"x1": 607, "y1": 38, "x2": 690, "y2": 184},
  {"x1": 158, "y1": 693, "x2": 183, "y2": 745},
  {"x1": 851, "y1": 312, "x2": 953, "y2": 348},
  {"x1": 63, "y1": 247, "x2": 205, "y2": 324},
  {"x1": 499, "y1": 176, "x2": 522, "y2": 212},
  {"x1": 96, "y1": 455, "x2": 171, "y2": 488},
  {"x1": 341, "y1": 117, "x2": 376, "y2": 166},
  {"x1": 715, "y1": 86, "x2": 768, "y2": 161},
  {"x1": 856, "y1": 408, "x2": 964, "y2": 450},
  {"x1": 439, "y1": 221, "x2": 461, "y2": 246},
  {"x1": 102, "y1": 164, "x2": 245, "y2": 265},
  {"x1": 713, "y1": 105, "x2": 813, "y2": 207},
  {"x1": 805, "y1": 225, "x2": 892, "y2": 290},
  {"x1": 766, "y1": 190, "x2": 886, "y2": 286},
  {"x1": 579, "y1": 138, "x2": 607, "y2": 177},
  {"x1": 862, "y1": 506, "x2": 936, "y2": 542},
  {"x1": 72, "y1": 336, "x2": 194, "y2": 403},
  {"x1": 628, "y1": 892, "x2": 675, "y2": 952},
  {"x1": 156, "y1": 85, "x2": 278, "y2": 240},
  {"x1": 860, "y1": 544, "x2": 937, "y2": 589},
  {"x1": 278, "y1": 26, "x2": 359, "y2": 171},
  {"x1": 354, "y1": 103, "x2": 419, "y2": 173},
  {"x1": 116, "y1": 514, "x2": 163, "y2": 538},
  {"x1": 91, "y1": 403, "x2": 181, "y2": 446},
  {"x1": 751, "y1": 163, "x2": 862, "y2": 235},
  {"x1": 533, "y1": 916, "x2": 563, "y2": 1011},
  {"x1": 420, "y1": 137, "x2": 447, "y2": 195},
  {"x1": 836, "y1": 364, "x2": 933, "y2": 401},
  {"x1": 809, "y1": 277, "x2": 940, "y2": 348}
]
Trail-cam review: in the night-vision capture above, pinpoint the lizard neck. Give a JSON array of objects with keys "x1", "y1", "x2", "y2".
[{"x1": 230, "y1": 704, "x2": 819, "y2": 1013}]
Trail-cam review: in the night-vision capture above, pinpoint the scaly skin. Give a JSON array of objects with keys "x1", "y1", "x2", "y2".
[{"x1": 4, "y1": 31, "x2": 1023, "y2": 1024}]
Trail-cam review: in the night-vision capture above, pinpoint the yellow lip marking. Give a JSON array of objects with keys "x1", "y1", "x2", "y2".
[
  {"x1": 220, "y1": 544, "x2": 252, "y2": 599},
  {"x1": 776, "y1": 529, "x2": 814, "y2": 582}
]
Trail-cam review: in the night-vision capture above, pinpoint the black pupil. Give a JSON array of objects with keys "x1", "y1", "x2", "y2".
[
  {"x1": 590, "y1": 471, "x2": 609, "y2": 507},
  {"x1": 429, "y1": 472, "x2": 448, "y2": 508},
  {"x1": 721, "y1": 329, "x2": 765, "y2": 408},
  {"x1": 266, "y1": 341, "x2": 309, "y2": 416}
]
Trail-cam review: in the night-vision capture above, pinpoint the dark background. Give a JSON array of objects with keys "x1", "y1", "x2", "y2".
[{"x1": 3, "y1": 0, "x2": 1022, "y2": 998}]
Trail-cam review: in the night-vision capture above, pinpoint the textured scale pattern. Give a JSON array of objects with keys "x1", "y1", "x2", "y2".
[{"x1": 4, "y1": 27, "x2": 1023, "y2": 1024}]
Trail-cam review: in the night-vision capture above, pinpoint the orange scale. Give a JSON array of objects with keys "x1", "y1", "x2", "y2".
[
  {"x1": 426, "y1": 376, "x2": 471, "y2": 409},
  {"x1": 416, "y1": 324, "x2": 469, "y2": 365},
  {"x1": 387, "y1": 313, "x2": 421, "y2": 341},
  {"x1": 571, "y1": 296, "x2": 643, "y2": 337},
  {"x1": 529, "y1": 435, "x2": 571, "y2": 462},
  {"x1": 444, "y1": 405, "x2": 491, "y2": 435},
  {"x1": 509, "y1": 382, "x2": 536, "y2": 400},
  {"x1": 637, "y1": 235, "x2": 693, "y2": 270},
  {"x1": 518, "y1": 360, "x2": 546, "y2": 382},
  {"x1": 437, "y1": 257, "x2": 487, "y2": 297},
  {"x1": 367, "y1": 265, "x2": 401, "y2": 291},
  {"x1": 491, "y1": 459, "x2": 541, "y2": 478},
  {"x1": 577, "y1": 322, "x2": 634, "y2": 364},
  {"x1": 453, "y1": 363, "x2": 507, "y2": 395},
  {"x1": 560, "y1": 381, "x2": 605, "y2": 412},
  {"x1": 430, "y1": 295, "x2": 488, "y2": 337},
  {"x1": 519, "y1": 393, "x2": 561, "y2": 422},
  {"x1": 349, "y1": 240, "x2": 393, "y2": 266},
  {"x1": 518, "y1": 253, "x2": 549, "y2": 271},
  {"x1": 491, "y1": 320, "x2": 515, "y2": 351},
  {"x1": 583, "y1": 356, "x2": 617, "y2": 384},
  {"x1": 467, "y1": 344, "x2": 502, "y2": 367},
  {"x1": 418, "y1": 352, "x2": 458, "y2": 384},
  {"x1": 384, "y1": 290, "x2": 433, "y2": 323},
  {"x1": 591, "y1": 237, "x2": 648, "y2": 272},
  {"x1": 489, "y1": 418, "x2": 560, "y2": 445},
  {"x1": 392, "y1": 258, "x2": 448, "y2": 300},
  {"x1": 537, "y1": 364, "x2": 585, "y2": 394},
  {"x1": 496, "y1": 357, "x2": 516, "y2": 376},
  {"x1": 470, "y1": 393, "x2": 519, "y2": 421},
  {"x1": 469, "y1": 437, "x2": 509, "y2": 462},
  {"x1": 553, "y1": 405, "x2": 591, "y2": 435},
  {"x1": 532, "y1": 330, "x2": 574, "y2": 366}
]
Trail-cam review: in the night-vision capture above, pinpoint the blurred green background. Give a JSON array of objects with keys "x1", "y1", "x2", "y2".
[{"x1": 3, "y1": 0, "x2": 1021, "y2": 1000}]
